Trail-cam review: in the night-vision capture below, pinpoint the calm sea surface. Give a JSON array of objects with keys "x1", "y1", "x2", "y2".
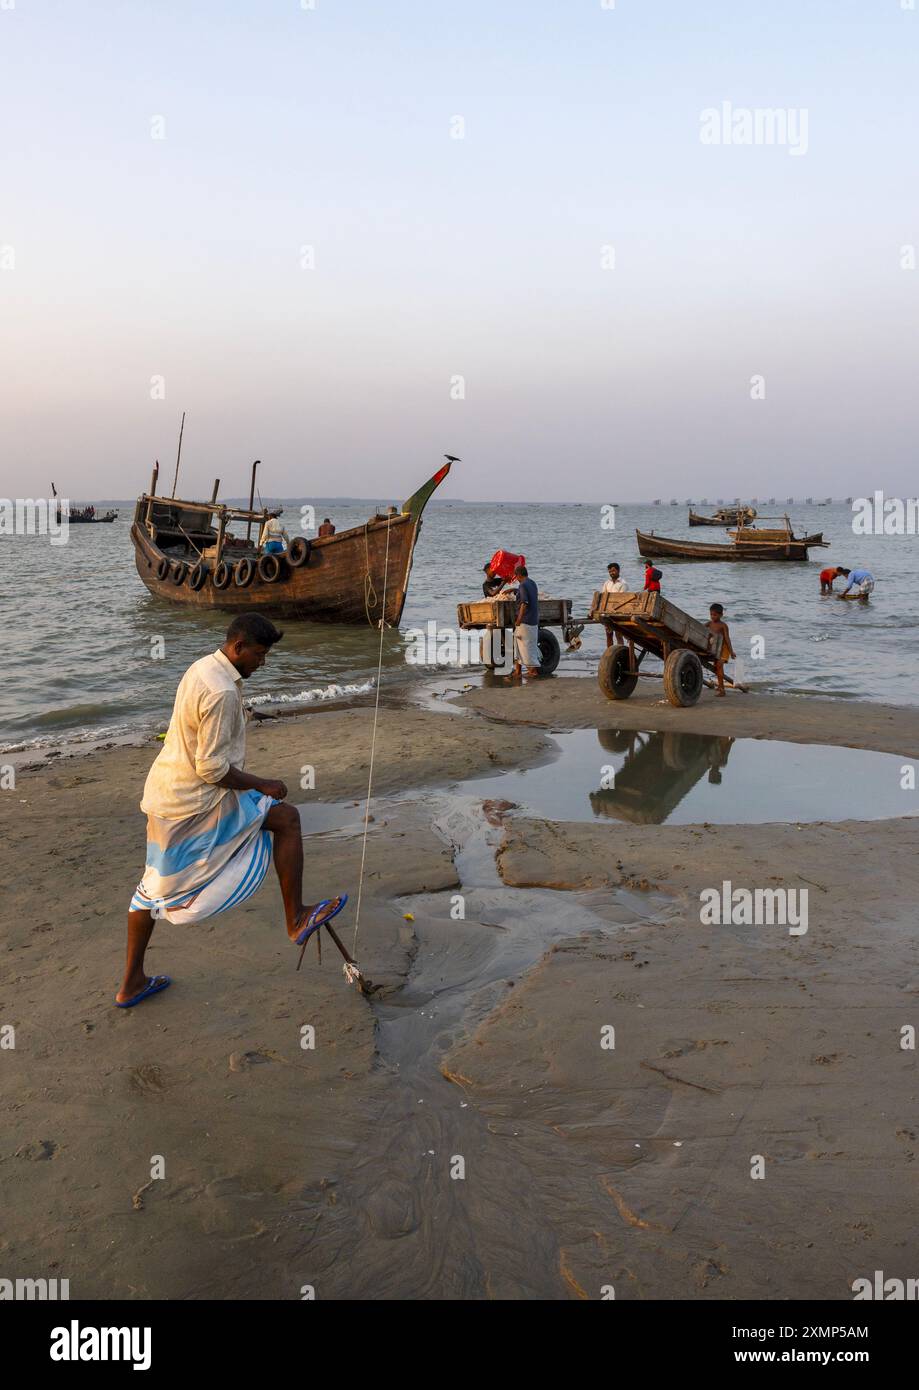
[{"x1": 1, "y1": 499, "x2": 915, "y2": 753}]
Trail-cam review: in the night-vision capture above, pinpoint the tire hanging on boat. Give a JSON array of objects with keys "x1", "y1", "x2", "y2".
[
  {"x1": 257, "y1": 553, "x2": 282, "y2": 583},
  {"x1": 287, "y1": 537, "x2": 311, "y2": 568},
  {"x1": 212, "y1": 561, "x2": 231, "y2": 590},
  {"x1": 233, "y1": 557, "x2": 254, "y2": 588},
  {"x1": 188, "y1": 562, "x2": 208, "y2": 591},
  {"x1": 156, "y1": 557, "x2": 170, "y2": 581},
  {"x1": 170, "y1": 560, "x2": 188, "y2": 585}
]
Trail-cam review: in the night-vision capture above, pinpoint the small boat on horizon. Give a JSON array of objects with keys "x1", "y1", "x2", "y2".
[
  {"x1": 689, "y1": 504, "x2": 757, "y2": 527},
  {"x1": 50, "y1": 484, "x2": 118, "y2": 523}
]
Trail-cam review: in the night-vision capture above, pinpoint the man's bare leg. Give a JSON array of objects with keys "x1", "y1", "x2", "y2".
[
  {"x1": 265, "y1": 802, "x2": 343, "y2": 941},
  {"x1": 117, "y1": 909, "x2": 156, "y2": 1003}
]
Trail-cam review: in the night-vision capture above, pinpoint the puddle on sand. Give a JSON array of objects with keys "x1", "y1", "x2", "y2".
[{"x1": 457, "y1": 729, "x2": 917, "y2": 826}]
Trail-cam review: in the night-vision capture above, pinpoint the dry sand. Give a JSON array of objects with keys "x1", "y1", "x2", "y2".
[{"x1": 1, "y1": 679, "x2": 917, "y2": 1299}]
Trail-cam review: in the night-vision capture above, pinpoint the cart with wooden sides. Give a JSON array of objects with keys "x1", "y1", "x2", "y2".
[
  {"x1": 456, "y1": 596, "x2": 583, "y2": 675},
  {"x1": 589, "y1": 590, "x2": 740, "y2": 707}
]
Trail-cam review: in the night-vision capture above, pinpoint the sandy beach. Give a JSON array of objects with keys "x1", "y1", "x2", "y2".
[{"x1": 2, "y1": 680, "x2": 917, "y2": 1300}]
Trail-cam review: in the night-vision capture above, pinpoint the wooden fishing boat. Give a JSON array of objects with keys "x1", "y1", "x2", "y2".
[
  {"x1": 689, "y1": 504, "x2": 757, "y2": 527},
  {"x1": 637, "y1": 515, "x2": 828, "y2": 562},
  {"x1": 50, "y1": 485, "x2": 117, "y2": 523},
  {"x1": 68, "y1": 506, "x2": 118, "y2": 523},
  {"x1": 130, "y1": 458, "x2": 453, "y2": 624}
]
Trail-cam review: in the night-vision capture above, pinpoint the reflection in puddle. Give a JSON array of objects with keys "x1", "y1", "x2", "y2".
[{"x1": 459, "y1": 729, "x2": 916, "y2": 826}]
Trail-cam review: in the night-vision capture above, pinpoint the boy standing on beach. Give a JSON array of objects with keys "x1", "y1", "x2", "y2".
[
  {"x1": 117, "y1": 613, "x2": 346, "y2": 1008},
  {"x1": 644, "y1": 563, "x2": 662, "y2": 592},
  {"x1": 706, "y1": 603, "x2": 736, "y2": 697}
]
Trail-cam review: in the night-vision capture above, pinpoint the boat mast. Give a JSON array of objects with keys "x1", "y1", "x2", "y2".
[
  {"x1": 246, "y1": 460, "x2": 259, "y2": 544},
  {"x1": 171, "y1": 412, "x2": 186, "y2": 498}
]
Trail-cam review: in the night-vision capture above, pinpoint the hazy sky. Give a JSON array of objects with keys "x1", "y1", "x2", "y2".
[{"x1": 1, "y1": 0, "x2": 917, "y2": 502}]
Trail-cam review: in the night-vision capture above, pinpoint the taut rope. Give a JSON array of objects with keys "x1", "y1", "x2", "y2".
[{"x1": 351, "y1": 514, "x2": 392, "y2": 956}]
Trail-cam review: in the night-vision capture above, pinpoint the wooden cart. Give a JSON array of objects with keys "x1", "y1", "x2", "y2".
[
  {"x1": 456, "y1": 596, "x2": 582, "y2": 674},
  {"x1": 589, "y1": 590, "x2": 737, "y2": 707}
]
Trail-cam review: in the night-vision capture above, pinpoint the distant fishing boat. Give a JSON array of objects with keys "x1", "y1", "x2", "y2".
[
  {"x1": 689, "y1": 504, "x2": 757, "y2": 527},
  {"x1": 50, "y1": 483, "x2": 117, "y2": 524},
  {"x1": 130, "y1": 456, "x2": 453, "y2": 624},
  {"x1": 637, "y1": 515, "x2": 828, "y2": 562}
]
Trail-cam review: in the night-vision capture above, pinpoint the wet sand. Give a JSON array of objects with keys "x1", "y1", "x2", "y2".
[{"x1": 1, "y1": 681, "x2": 917, "y2": 1299}]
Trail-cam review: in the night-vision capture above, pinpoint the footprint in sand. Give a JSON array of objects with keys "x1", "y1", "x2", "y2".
[
  {"x1": 15, "y1": 1139, "x2": 57, "y2": 1160},
  {"x1": 129, "y1": 1063, "x2": 167, "y2": 1094},
  {"x1": 228, "y1": 1050, "x2": 272, "y2": 1072}
]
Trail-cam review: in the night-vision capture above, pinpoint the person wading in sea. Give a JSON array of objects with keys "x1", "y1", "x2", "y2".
[{"x1": 116, "y1": 613, "x2": 346, "y2": 1007}]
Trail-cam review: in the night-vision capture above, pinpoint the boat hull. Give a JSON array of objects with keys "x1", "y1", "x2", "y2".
[
  {"x1": 133, "y1": 512, "x2": 421, "y2": 623},
  {"x1": 636, "y1": 530, "x2": 819, "y2": 561}
]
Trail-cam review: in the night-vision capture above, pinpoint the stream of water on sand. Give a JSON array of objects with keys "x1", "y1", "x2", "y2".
[{"x1": 294, "y1": 787, "x2": 674, "y2": 1297}]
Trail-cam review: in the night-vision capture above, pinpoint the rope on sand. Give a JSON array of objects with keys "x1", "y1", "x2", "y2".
[{"x1": 351, "y1": 515, "x2": 392, "y2": 957}]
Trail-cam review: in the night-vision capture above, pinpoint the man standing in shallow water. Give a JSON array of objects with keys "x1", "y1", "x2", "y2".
[{"x1": 116, "y1": 613, "x2": 346, "y2": 1007}]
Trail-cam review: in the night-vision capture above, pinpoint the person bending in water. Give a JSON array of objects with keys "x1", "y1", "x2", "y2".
[
  {"x1": 819, "y1": 565, "x2": 839, "y2": 594},
  {"x1": 836, "y1": 566, "x2": 875, "y2": 600},
  {"x1": 706, "y1": 603, "x2": 736, "y2": 697},
  {"x1": 117, "y1": 613, "x2": 346, "y2": 1008}
]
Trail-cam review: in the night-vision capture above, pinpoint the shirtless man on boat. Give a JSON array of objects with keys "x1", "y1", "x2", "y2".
[{"x1": 117, "y1": 613, "x2": 347, "y2": 1008}]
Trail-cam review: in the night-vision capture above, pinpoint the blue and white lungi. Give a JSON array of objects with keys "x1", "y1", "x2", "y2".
[{"x1": 131, "y1": 790, "x2": 275, "y2": 924}]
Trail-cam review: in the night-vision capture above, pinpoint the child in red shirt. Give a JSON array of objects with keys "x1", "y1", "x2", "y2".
[
  {"x1": 644, "y1": 564, "x2": 662, "y2": 593},
  {"x1": 820, "y1": 566, "x2": 840, "y2": 594}
]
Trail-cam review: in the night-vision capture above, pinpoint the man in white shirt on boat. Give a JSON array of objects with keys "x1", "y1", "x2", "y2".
[{"x1": 259, "y1": 515, "x2": 289, "y2": 555}]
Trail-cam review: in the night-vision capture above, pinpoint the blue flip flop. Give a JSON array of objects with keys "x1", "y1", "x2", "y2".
[
  {"x1": 115, "y1": 975, "x2": 172, "y2": 1008},
  {"x1": 295, "y1": 894, "x2": 348, "y2": 946}
]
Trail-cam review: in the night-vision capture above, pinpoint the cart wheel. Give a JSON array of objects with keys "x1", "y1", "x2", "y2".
[
  {"x1": 536, "y1": 628, "x2": 561, "y2": 676},
  {"x1": 598, "y1": 645, "x2": 638, "y2": 700},
  {"x1": 663, "y1": 649, "x2": 704, "y2": 707}
]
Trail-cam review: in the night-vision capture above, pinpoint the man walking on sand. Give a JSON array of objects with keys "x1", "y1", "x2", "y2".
[
  {"x1": 116, "y1": 613, "x2": 346, "y2": 1007},
  {"x1": 510, "y1": 563, "x2": 541, "y2": 679}
]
